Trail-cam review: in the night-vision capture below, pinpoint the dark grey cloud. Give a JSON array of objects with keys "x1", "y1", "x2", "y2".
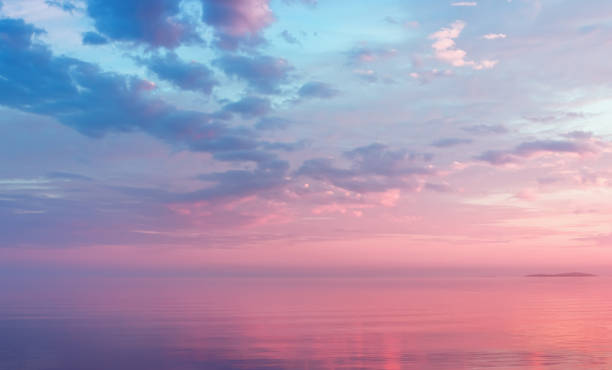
[
  {"x1": 213, "y1": 54, "x2": 293, "y2": 94},
  {"x1": 143, "y1": 52, "x2": 217, "y2": 95}
]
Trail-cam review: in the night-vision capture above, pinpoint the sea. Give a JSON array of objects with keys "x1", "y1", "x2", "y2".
[{"x1": 1, "y1": 276, "x2": 611, "y2": 369}]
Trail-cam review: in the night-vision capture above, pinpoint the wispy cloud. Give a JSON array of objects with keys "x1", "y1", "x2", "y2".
[
  {"x1": 476, "y1": 137, "x2": 607, "y2": 166},
  {"x1": 3, "y1": 0, "x2": 612, "y2": 270},
  {"x1": 451, "y1": 2, "x2": 477, "y2": 6},
  {"x1": 483, "y1": 33, "x2": 507, "y2": 40}
]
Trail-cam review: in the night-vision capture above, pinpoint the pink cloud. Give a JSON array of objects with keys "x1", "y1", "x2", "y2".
[
  {"x1": 201, "y1": 0, "x2": 275, "y2": 49},
  {"x1": 202, "y1": 0, "x2": 274, "y2": 36},
  {"x1": 354, "y1": 48, "x2": 397, "y2": 63},
  {"x1": 429, "y1": 21, "x2": 498, "y2": 70}
]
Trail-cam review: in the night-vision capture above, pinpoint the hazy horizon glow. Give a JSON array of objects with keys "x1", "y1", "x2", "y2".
[{"x1": 2, "y1": 0, "x2": 612, "y2": 276}]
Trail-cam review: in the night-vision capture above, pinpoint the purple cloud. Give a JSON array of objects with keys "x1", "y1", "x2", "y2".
[
  {"x1": 476, "y1": 139, "x2": 602, "y2": 165},
  {"x1": 524, "y1": 111, "x2": 587, "y2": 123},
  {"x1": 46, "y1": 172, "x2": 93, "y2": 181},
  {"x1": 298, "y1": 144, "x2": 435, "y2": 193},
  {"x1": 347, "y1": 46, "x2": 397, "y2": 64},
  {"x1": 190, "y1": 159, "x2": 289, "y2": 201},
  {"x1": 0, "y1": 17, "x2": 272, "y2": 160},
  {"x1": 222, "y1": 96, "x2": 271, "y2": 119},
  {"x1": 213, "y1": 54, "x2": 293, "y2": 94},
  {"x1": 462, "y1": 124, "x2": 508, "y2": 135},
  {"x1": 475, "y1": 150, "x2": 517, "y2": 165},
  {"x1": 255, "y1": 117, "x2": 291, "y2": 131},
  {"x1": 431, "y1": 138, "x2": 472, "y2": 148},
  {"x1": 297, "y1": 81, "x2": 339, "y2": 99},
  {"x1": 113, "y1": 156, "x2": 290, "y2": 206},
  {"x1": 85, "y1": 0, "x2": 201, "y2": 48},
  {"x1": 424, "y1": 182, "x2": 453, "y2": 193},
  {"x1": 143, "y1": 52, "x2": 217, "y2": 95},
  {"x1": 200, "y1": 0, "x2": 274, "y2": 50}
]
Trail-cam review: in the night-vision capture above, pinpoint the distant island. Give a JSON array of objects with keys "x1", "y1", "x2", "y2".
[{"x1": 525, "y1": 272, "x2": 596, "y2": 277}]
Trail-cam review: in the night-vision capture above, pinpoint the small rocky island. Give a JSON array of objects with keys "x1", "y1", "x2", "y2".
[{"x1": 525, "y1": 272, "x2": 596, "y2": 277}]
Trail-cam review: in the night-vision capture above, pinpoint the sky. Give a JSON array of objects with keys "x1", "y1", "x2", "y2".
[{"x1": 1, "y1": 0, "x2": 612, "y2": 276}]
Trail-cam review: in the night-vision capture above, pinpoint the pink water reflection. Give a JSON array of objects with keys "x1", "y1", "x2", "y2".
[{"x1": 1, "y1": 277, "x2": 611, "y2": 369}]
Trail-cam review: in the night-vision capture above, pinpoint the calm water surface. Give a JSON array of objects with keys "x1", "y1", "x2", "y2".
[{"x1": 1, "y1": 277, "x2": 611, "y2": 369}]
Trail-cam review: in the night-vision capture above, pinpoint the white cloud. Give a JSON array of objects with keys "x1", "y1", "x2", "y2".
[
  {"x1": 451, "y1": 2, "x2": 477, "y2": 6},
  {"x1": 429, "y1": 21, "x2": 498, "y2": 70},
  {"x1": 473, "y1": 59, "x2": 498, "y2": 69},
  {"x1": 483, "y1": 33, "x2": 507, "y2": 40}
]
